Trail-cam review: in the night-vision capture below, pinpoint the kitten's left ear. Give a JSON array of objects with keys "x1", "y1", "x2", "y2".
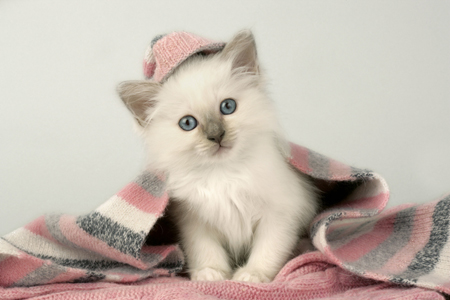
[
  {"x1": 221, "y1": 29, "x2": 259, "y2": 74},
  {"x1": 117, "y1": 80, "x2": 161, "y2": 127}
]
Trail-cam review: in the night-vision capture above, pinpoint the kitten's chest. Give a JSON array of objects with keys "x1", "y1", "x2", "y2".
[{"x1": 168, "y1": 167, "x2": 263, "y2": 242}]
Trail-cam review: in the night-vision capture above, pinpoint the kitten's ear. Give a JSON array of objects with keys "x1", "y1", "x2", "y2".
[
  {"x1": 221, "y1": 29, "x2": 258, "y2": 74},
  {"x1": 117, "y1": 80, "x2": 161, "y2": 126}
]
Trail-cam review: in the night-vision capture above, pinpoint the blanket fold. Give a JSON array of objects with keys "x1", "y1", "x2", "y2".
[
  {"x1": 1, "y1": 142, "x2": 449, "y2": 299},
  {"x1": 0, "y1": 172, "x2": 183, "y2": 287}
]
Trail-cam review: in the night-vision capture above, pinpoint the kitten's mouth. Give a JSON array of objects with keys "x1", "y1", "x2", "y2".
[{"x1": 214, "y1": 144, "x2": 231, "y2": 155}]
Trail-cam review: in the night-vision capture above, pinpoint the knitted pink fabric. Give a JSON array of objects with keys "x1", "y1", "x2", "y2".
[
  {"x1": 143, "y1": 32, "x2": 225, "y2": 82},
  {"x1": 1, "y1": 143, "x2": 450, "y2": 300},
  {"x1": 0, "y1": 252, "x2": 443, "y2": 300}
]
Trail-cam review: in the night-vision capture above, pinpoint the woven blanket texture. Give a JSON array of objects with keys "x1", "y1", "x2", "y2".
[{"x1": 0, "y1": 143, "x2": 449, "y2": 299}]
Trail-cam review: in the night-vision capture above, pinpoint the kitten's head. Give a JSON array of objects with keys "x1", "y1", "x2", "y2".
[{"x1": 118, "y1": 30, "x2": 286, "y2": 172}]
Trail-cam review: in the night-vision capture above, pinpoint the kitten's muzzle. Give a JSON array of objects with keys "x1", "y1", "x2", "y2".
[{"x1": 204, "y1": 120, "x2": 226, "y2": 144}]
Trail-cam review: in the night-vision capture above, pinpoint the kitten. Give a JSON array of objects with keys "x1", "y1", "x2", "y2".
[{"x1": 117, "y1": 30, "x2": 317, "y2": 283}]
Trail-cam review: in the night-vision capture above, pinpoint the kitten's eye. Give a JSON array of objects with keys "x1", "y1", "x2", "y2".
[
  {"x1": 220, "y1": 98, "x2": 236, "y2": 115},
  {"x1": 179, "y1": 116, "x2": 197, "y2": 131}
]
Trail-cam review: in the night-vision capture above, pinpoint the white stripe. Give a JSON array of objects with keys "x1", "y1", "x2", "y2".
[
  {"x1": 95, "y1": 195, "x2": 158, "y2": 234},
  {"x1": 312, "y1": 224, "x2": 328, "y2": 253},
  {"x1": 0, "y1": 238, "x2": 21, "y2": 259}
]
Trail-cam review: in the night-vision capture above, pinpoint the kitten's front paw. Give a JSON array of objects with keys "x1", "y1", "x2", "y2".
[
  {"x1": 191, "y1": 267, "x2": 228, "y2": 281},
  {"x1": 232, "y1": 268, "x2": 271, "y2": 283}
]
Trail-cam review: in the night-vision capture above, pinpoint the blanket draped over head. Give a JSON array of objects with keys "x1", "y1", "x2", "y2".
[{"x1": 1, "y1": 143, "x2": 449, "y2": 300}]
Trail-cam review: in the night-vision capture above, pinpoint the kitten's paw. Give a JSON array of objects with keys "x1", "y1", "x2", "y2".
[
  {"x1": 190, "y1": 267, "x2": 228, "y2": 281},
  {"x1": 232, "y1": 268, "x2": 271, "y2": 283}
]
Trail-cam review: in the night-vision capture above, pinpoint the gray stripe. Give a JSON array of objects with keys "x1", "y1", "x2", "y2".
[
  {"x1": 77, "y1": 212, "x2": 146, "y2": 259},
  {"x1": 310, "y1": 211, "x2": 343, "y2": 238},
  {"x1": 72, "y1": 272, "x2": 106, "y2": 283},
  {"x1": 350, "y1": 167, "x2": 374, "y2": 179},
  {"x1": 325, "y1": 226, "x2": 349, "y2": 243},
  {"x1": 141, "y1": 252, "x2": 163, "y2": 266},
  {"x1": 327, "y1": 218, "x2": 378, "y2": 247},
  {"x1": 2, "y1": 237, "x2": 125, "y2": 271},
  {"x1": 151, "y1": 34, "x2": 166, "y2": 48},
  {"x1": 311, "y1": 207, "x2": 378, "y2": 243},
  {"x1": 38, "y1": 256, "x2": 125, "y2": 271},
  {"x1": 135, "y1": 171, "x2": 166, "y2": 197},
  {"x1": 45, "y1": 214, "x2": 68, "y2": 243},
  {"x1": 155, "y1": 250, "x2": 185, "y2": 274},
  {"x1": 13, "y1": 264, "x2": 64, "y2": 287},
  {"x1": 399, "y1": 196, "x2": 450, "y2": 280},
  {"x1": 349, "y1": 207, "x2": 416, "y2": 271},
  {"x1": 390, "y1": 276, "x2": 417, "y2": 286},
  {"x1": 308, "y1": 150, "x2": 330, "y2": 180}
]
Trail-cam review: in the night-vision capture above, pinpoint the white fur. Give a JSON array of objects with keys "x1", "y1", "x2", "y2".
[{"x1": 123, "y1": 33, "x2": 317, "y2": 282}]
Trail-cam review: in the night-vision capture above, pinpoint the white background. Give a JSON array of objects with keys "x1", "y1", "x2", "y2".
[{"x1": 1, "y1": 1, "x2": 449, "y2": 235}]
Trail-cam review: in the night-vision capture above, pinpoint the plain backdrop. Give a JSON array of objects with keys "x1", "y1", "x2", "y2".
[{"x1": 1, "y1": 1, "x2": 449, "y2": 236}]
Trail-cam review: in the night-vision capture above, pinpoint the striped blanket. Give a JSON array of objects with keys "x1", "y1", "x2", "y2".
[{"x1": 0, "y1": 143, "x2": 448, "y2": 299}]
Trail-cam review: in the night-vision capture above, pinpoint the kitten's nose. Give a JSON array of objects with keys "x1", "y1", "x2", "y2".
[
  {"x1": 205, "y1": 120, "x2": 225, "y2": 144},
  {"x1": 207, "y1": 130, "x2": 225, "y2": 144}
]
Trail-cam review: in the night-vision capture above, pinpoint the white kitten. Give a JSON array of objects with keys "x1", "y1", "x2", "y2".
[{"x1": 118, "y1": 30, "x2": 317, "y2": 283}]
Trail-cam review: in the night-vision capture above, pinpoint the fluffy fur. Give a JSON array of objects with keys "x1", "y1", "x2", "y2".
[{"x1": 118, "y1": 30, "x2": 317, "y2": 283}]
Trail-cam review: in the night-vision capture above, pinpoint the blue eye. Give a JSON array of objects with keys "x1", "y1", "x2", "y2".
[
  {"x1": 220, "y1": 99, "x2": 236, "y2": 115},
  {"x1": 179, "y1": 116, "x2": 197, "y2": 131}
]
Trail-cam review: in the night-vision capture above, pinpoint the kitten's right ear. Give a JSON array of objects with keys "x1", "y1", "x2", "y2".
[
  {"x1": 117, "y1": 80, "x2": 161, "y2": 127},
  {"x1": 221, "y1": 29, "x2": 258, "y2": 74}
]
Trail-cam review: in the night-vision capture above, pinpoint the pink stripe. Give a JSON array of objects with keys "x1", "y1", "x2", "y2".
[
  {"x1": 329, "y1": 159, "x2": 352, "y2": 180},
  {"x1": 23, "y1": 215, "x2": 46, "y2": 235},
  {"x1": 328, "y1": 221, "x2": 377, "y2": 251},
  {"x1": 326, "y1": 218, "x2": 371, "y2": 242},
  {"x1": 327, "y1": 203, "x2": 416, "y2": 251},
  {"x1": 112, "y1": 273, "x2": 141, "y2": 283},
  {"x1": 438, "y1": 281, "x2": 450, "y2": 293},
  {"x1": 58, "y1": 215, "x2": 148, "y2": 270},
  {"x1": 377, "y1": 201, "x2": 437, "y2": 275},
  {"x1": 117, "y1": 183, "x2": 169, "y2": 216},
  {"x1": 0, "y1": 255, "x2": 44, "y2": 287},
  {"x1": 24, "y1": 216, "x2": 59, "y2": 244},
  {"x1": 323, "y1": 245, "x2": 345, "y2": 267},
  {"x1": 151, "y1": 268, "x2": 171, "y2": 277},
  {"x1": 343, "y1": 193, "x2": 389, "y2": 211},
  {"x1": 141, "y1": 244, "x2": 175, "y2": 255},
  {"x1": 274, "y1": 251, "x2": 335, "y2": 282},
  {"x1": 288, "y1": 143, "x2": 312, "y2": 174},
  {"x1": 143, "y1": 59, "x2": 156, "y2": 78},
  {"x1": 332, "y1": 212, "x2": 397, "y2": 263}
]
